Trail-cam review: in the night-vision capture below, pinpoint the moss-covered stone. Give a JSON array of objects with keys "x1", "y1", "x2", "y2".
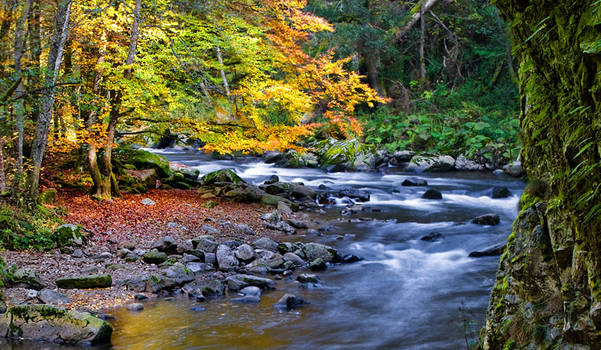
[
  {"x1": 200, "y1": 169, "x2": 245, "y2": 185},
  {"x1": 39, "y1": 189, "x2": 58, "y2": 205},
  {"x1": 142, "y1": 248, "x2": 168, "y2": 264},
  {"x1": 114, "y1": 148, "x2": 172, "y2": 178},
  {"x1": 0, "y1": 304, "x2": 112, "y2": 345},
  {"x1": 56, "y1": 274, "x2": 112, "y2": 289}
]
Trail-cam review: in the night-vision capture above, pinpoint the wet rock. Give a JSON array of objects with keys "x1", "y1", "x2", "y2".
[
  {"x1": 401, "y1": 177, "x2": 428, "y2": 186},
  {"x1": 503, "y1": 161, "x2": 525, "y2": 177},
  {"x1": 231, "y1": 296, "x2": 261, "y2": 304},
  {"x1": 469, "y1": 243, "x2": 507, "y2": 257},
  {"x1": 226, "y1": 274, "x2": 275, "y2": 291},
  {"x1": 261, "y1": 194, "x2": 293, "y2": 208},
  {"x1": 141, "y1": 198, "x2": 156, "y2": 206},
  {"x1": 126, "y1": 303, "x2": 144, "y2": 312},
  {"x1": 56, "y1": 274, "x2": 112, "y2": 289},
  {"x1": 240, "y1": 286, "x2": 262, "y2": 297},
  {"x1": 143, "y1": 249, "x2": 168, "y2": 265},
  {"x1": 264, "y1": 175, "x2": 279, "y2": 185},
  {"x1": 152, "y1": 236, "x2": 178, "y2": 254},
  {"x1": 287, "y1": 219, "x2": 308, "y2": 229},
  {"x1": 189, "y1": 306, "x2": 206, "y2": 312},
  {"x1": 273, "y1": 294, "x2": 306, "y2": 311},
  {"x1": 0, "y1": 305, "x2": 112, "y2": 345},
  {"x1": 252, "y1": 237, "x2": 279, "y2": 252},
  {"x1": 290, "y1": 184, "x2": 317, "y2": 200},
  {"x1": 309, "y1": 258, "x2": 327, "y2": 271},
  {"x1": 235, "y1": 244, "x2": 255, "y2": 262},
  {"x1": 297, "y1": 274, "x2": 320, "y2": 284},
  {"x1": 492, "y1": 187, "x2": 511, "y2": 199},
  {"x1": 472, "y1": 213, "x2": 501, "y2": 226},
  {"x1": 134, "y1": 294, "x2": 148, "y2": 301},
  {"x1": 406, "y1": 155, "x2": 455, "y2": 173},
  {"x1": 338, "y1": 188, "x2": 370, "y2": 202},
  {"x1": 38, "y1": 289, "x2": 70, "y2": 305},
  {"x1": 392, "y1": 150, "x2": 415, "y2": 164},
  {"x1": 283, "y1": 252, "x2": 305, "y2": 267},
  {"x1": 216, "y1": 245, "x2": 239, "y2": 271},
  {"x1": 341, "y1": 254, "x2": 362, "y2": 264},
  {"x1": 277, "y1": 242, "x2": 303, "y2": 254},
  {"x1": 421, "y1": 232, "x2": 444, "y2": 242},
  {"x1": 193, "y1": 235, "x2": 218, "y2": 253},
  {"x1": 455, "y1": 155, "x2": 485, "y2": 171},
  {"x1": 200, "y1": 168, "x2": 245, "y2": 185},
  {"x1": 302, "y1": 243, "x2": 339, "y2": 262},
  {"x1": 422, "y1": 189, "x2": 443, "y2": 199}
]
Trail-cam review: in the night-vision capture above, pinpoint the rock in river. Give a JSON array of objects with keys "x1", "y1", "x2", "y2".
[
  {"x1": 491, "y1": 187, "x2": 511, "y2": 199},
  {"x1": 56, "y1": 274, "x2": 112, "y2": 289},
  {"x1": 273, "y1": 294, "x2": 306, "y2": 311},
  {"x1": 472, "y1": 213, "x2": 501, "y2": 226},
  {"x1": 422, "y1": 189, "x2": 443, "y2": 200},
  {"x1": 401, "y1": 177, "x2": 428, "y2": 186},
  {"x1": 0, "y1": 304, "x2": 112, "y2": 345},
  {"x1": 302, "y1": 243, "x2": 339, "y2": 263},
  {"x1": 469, "y1": 243, "x2": 507, "y2": 257}
]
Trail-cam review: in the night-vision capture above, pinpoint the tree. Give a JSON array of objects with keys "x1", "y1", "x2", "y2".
[{"x1": 481, "y1": 1, "x2": 601, "y2": 348}]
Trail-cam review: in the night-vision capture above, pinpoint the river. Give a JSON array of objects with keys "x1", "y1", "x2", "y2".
[{"x1": 105, "y1": 149, "x2": 524, "y2": 350}]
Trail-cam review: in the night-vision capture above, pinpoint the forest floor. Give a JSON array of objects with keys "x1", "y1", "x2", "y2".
[{"x1": 1, "y1": 189, "x2": 319, "y2": 313}]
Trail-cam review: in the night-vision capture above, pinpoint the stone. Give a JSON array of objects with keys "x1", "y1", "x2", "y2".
[
  {"x1": 6, "y1": 267, "x2": 46, "y2": 290},
  {"x1": 392, "y1": 150, "x2": 415, "y2": 163},
  {"x1": 455, "y1": 155, "x2": 485, "y2": 171},
  {"x1": 226, "y1": 274, "x2": 275, "y2": 291},
  {"x1": 273, "y1": 294, "x2": 306, "y2": 311},
  {"x1": 261, "y1": 211, "x2": 282, "y2": 223},
  {"x1": 216, "y1": 245, "x2": 239, "y2": 271},
  {"x1": 200, "y1": 224, "x2": 221, "y2": 236},
  {"x1": 152, "y1": 236, "x2": 178, "y2": 254},
  {"x1": 277, "y1": 242, "x2": 302, "y2": 254},
  {"x1": 234, "y1": 223, "x2": 255, "y2": 235},
  {"x1": 143, "y1": 249, "x2": 168, "y2": 264},
  {"x1": 406, "y1": 155, "x2": 456, "y2": 172},
  {"x1": 297, "y1": 274, "x2": 320, "y2": 284},
  {"x1": 337, "y1": 188, "x2": 370, "y2": 202},
  {"x1": 421, "y1": 232, "x2": 444, "y2": 242},
  {"x1": 290, "y1": 184, "x2": 317, "y2": 200},
  {"x1": 302, "y1": 242, "x2": 338, "y2": 262},
  {"x1": 186, "y1": 262, "x2": 211, "y2": 274},
  {"x1": 38, "y1": 289, "x2": 70, "y2": 305},
  {"x1": 126, "y1": 303, "x2": 144, "y2": 312},
  {"x1": 231, "y1": 296, "x2": 261, "y2": 304},
  {"x1": 252, "y1": 237, "x2": 279, "y2": 252},
  {"x1": 72, "y1": 249, "x2": 84, "y2": 258},
  {"x1": 472, "y1": 214, "x2": 501, "y2": 226},
  {"x1": 283, "y1": 252, "x2": 305, "y2": 267},
  {"x1": 200, "y1": 169, "x2": 245, "y2": 185},
  {"x1": 240, "y1": 286, "x2": 262, "y2": 297},
  {"x1": 189, "y1": 306, "x2": 205, "y2": 312},
  {"x1": 163, "y1": 263, "x2": 194, "y2": 285},
  {"x1": 277, "y1": 201, "x2": 293, "y2": 215},
  {"x1": 503, "y1": 161, "x2": 525, "y2": 177},
  {"x1": 193, "y1": 235, "x2": 218, "y2": 253},
  {"x1": 265, "y1": 221, "x2": 296, "y2": 234},
  {"x1": 53, "y1": 224, "x2": 84, "y2": 247},
  {"x1": 182, "y1": 280, "x2": 225, "y2": 299},
  {"x1": 422, "y1": 189, "x2": 443, "y2": 199},
  {"x1": 56, "y1": 274, "x2": 112, "y2": 289},
  {"x1": 182, "y1": 253, "x2": 201, "y2": 263},
  {"x1": 264, "y1": 175, "x2": 279, "y2": 185},
  {"x1": 235, "y1": 244, "x2": 255, "y2": 262},
  {"x1": 260, "y1": 194, "x2": 293, "y2": 208},
  {"x1": 0, "y1": 305, "x2": 112, "y2": 345},
  {"x1": 401, "y1": 177, "x2": 428, "y2": 186},
  {"x1": 134, "y1": 294, "x2": 148, "y2": 301},
  {"x1": 97, "y1": 252, "x2": 112, "y2": 260},
  {"x1": 469, "y1": 243, "x2": 507, "y2": 257},
  {"x1": 204, "y1": 253, "x2": 216, "y2": 265},
  {"x1": 341, "y1": 254, "x2": 362, "y2": 264},
  {"x1": 141, "y1": 198, "x2": 156, "y2": 206},
  {"x1": 286, "y1": 219, "x2": 308, "y2": 229},
  {"x1": 309, "y1": 258, "x2": 327, "y2": 271},
  {"x1": 492, "y1": 187, "x2": 512, "y2": 199}
]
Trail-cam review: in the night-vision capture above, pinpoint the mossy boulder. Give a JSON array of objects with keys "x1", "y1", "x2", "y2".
[
  {"x1": 200, "y1": 169, "x2": 245, "y2": 186},
  {"x1": 56, "y1": 274, "x2": 112, "y2": 289},
  {"x1": 260, "y1": 194, "x2": 294, "y2": 208},
  {"x1": 39, "y1": 189, "x2": 58, "y2": 205},
  {"x1": 302, "y1": 243, "x2": 339, "y2": 263},
  {"x1": 272, "y1": 150, "x2": 319, "y2": 168},
  {"x1": 3, "y1": 266, "x2": 46, "y2": 290},
  {"x1": 142, "y1": 249, "x2": 168, "y2": 264},
  {"x1": 0, "y1": 304, "x2": 113, "y2": 345},
  {"x1": 53, "y1": 224, "x2": 85, "y2": 248},
  {"x1": 114, "y1": 148, "x2": 171, "y2": 178}
]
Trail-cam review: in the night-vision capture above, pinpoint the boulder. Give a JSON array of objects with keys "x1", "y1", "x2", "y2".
[
  {"x1": 286, "y1": 219, "x2": 308, "y2": 229},
  {"x1": 422, "y1": 189, "x2": 443, "y2": 200},
  {"x1": 503, "y1": 161, "x2": 525, "y2": 177},
  {"x1": 182, "y1": 280, "x2": 225, "y2": 300},
  {"x1": 421, "y1": 232, "x2": 444, "y2": 242},
  {"x1": 277, "y1": 201, "x2": 293, "y2": 215},
  {"x1": 472, "y1": 214, "x2": 501, "y2": 226},
  {"x1": 261, "y1": 211, "x2": 282, "y2": 223},
  {"x1": 469, "y1": 243, "x2": 507, "y2": 257},
  {"x1": 53, "y1": 224, "x2": 84, "y2": 248},
  {"x1": 162, "y1": 263, "x2": 194, "y2": 285},
  {"x1": 264, "y1": 175, "x2": 279, "y2": 185},
  {"x1": 200, "y1": 169, "x2": 245, "y2": 185},
  {"x1": 302, "y1": 243, "x2": 339, "y2": 262},
  {"x1": 406, "y1": 155, "x2": 455, "y2": 172},
  {"x1": 38, "y1": 289, "x2": 70, "y2": 305},
  {"x1": 0, "y1": 305, "x2": 112, "y2": 345},
  {"x1": 151, "y1": 236, "x2": 178, "y2": 254},
  {"x1": 4, "y1": 267, "x2": 46, "y2": 290},
  {"x1": 337, "y1": 188, "x2": 370, "y2": 202},
  {"x1": 273, "y1": 294, "x2": 306, "y2": 311},
  {"x1": 240, "y1": 286, "x2": 262, "y2": 297},
  {"x1": 401, "y1": 177, "x2": 428, "y2": 186},
  {"x1": 216, "y1": 245, "x2": 238, "y2": 271},
  {"x1": 193, "y1": 235, "x2": 218, "y2": 253},
  {"x1": 56, "y1": 274, "x2": 112, "y2": 289},
  {"x1": 492, "y1": 187, "x2": 511, "y2": 199},
  {"x1": 290, "y1": 184, "x2": 317, "y2": 200},
  {"x1": 200, "y1": 224, "x2": 221, "y2": 236},
  {"x1": 260, "y1": 194, "x2": 293, "y2": 208},
  {"x1": 283, "y1": 252, "x2": 305, "y2": 267},
  {"x1": 126, "y1": 303, "x2": 144, "y2": 312},
  {"x1": 264, "y1": 221, "x2": 296, "y2": 234},
  {"x1": 297, "y1": 274, "x2": 320, "y2": 284},
  {"x1": 226, "y1": 274, "x2": 275, "y2": 290},
  {"x1": 252, "y1": 237, "x2": 279, "y2": 252},
  {"x1": 186, "y1": 262, "x2": 212, "y2": 274},
  {"x1": 455, "y1": 155, "x2": 485, "y2": 171},
  {"x1": 391, "y1": 150, "x2": 415, "y2": 164},
  {"x1": 119, "y1": 148, "x2": 171, "y2": 178},
  {"x1": 143, "y1": 249, "x2": 168, "y2": 264},
  {"x1": 318, "y1": 138, "x2": 376, "y2": 171},
  {"x1": 341, "y1": 254, "x2": 362, "y2": 264},
  {"x1": 235, "y1": 244, "x2": 255, "y2": 262},
  {"x1": 309, "y1": 258, "x2": 327, "y2": 271},
  {"x1": 273, "y1": 150, "x2": 319, "y2": 168}
]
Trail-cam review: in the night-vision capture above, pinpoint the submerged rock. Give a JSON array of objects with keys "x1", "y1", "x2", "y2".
[
  {"x1": 0, "y1": 304, "x2": 112, "y2": 345},
  {"x1": 401, "y1": 177, "x2": 428, "y2": 186},
  {"x1": 337, "y1": 188, "x2": 370, "y2": 202},
  {"x1": 422, "y1": 189, "x2": 443, "y2": 199},
  {"x1": 420, "y1": 232, "x2": 444, "y2": 242},
  {"x1": 491, "y1": 187, "x2": 511, "y2": 199},
  {"x1": 472, "y1": 214, "x2": 501, "y2": 226}
]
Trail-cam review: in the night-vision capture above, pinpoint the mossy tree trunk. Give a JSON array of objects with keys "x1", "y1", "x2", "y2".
[{"x1": 481, "y1": 1, "x2": 601, "y2": 349}]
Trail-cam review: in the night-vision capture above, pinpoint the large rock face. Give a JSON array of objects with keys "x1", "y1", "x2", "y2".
[
  {"x1": 481, "y1": 1, "x2": 601, "y2": 349},
  {"x1": 0, "y1": 305, "x2": 112, "y2": 345}
]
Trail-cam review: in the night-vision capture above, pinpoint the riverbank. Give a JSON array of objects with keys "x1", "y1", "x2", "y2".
[{"x1": 1, "y1": 188, "x2": 326, "y2": 313}]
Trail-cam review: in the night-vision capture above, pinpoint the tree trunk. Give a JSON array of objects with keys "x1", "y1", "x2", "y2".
[
  {"x1": 85, "y1": 45, "x2": 105, "y2": 198},
  {"x1": 419, "y1": 0, "x2": 427, "y2": 81},
  {"x1": 30, "y1": 0, "x2": 73, "y2": 197},
  {"x1": 13, "y1": 0, "x2": 33, "y2": 178},
  {"x1": 0, "y1": 1, "x2": 14, "y2": 77},
  {"x1": 0, "y1": 136, "x2": 6, "y2": 193},
  {"x1": 481, "y1": 1, "x2": 601, "y2": 349},
  {"x1": 28, "y1": 0, "x2": 42, "y2": 122}
]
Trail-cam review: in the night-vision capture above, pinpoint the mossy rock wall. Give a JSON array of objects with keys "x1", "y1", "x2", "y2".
[{"x1": 482, "y1": 1, "x2": 601, "y2": 348}]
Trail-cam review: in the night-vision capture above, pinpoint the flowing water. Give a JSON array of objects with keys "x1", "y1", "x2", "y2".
[{"x1": 2, "y1": 149, "x2": 524, "y2": 350}]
